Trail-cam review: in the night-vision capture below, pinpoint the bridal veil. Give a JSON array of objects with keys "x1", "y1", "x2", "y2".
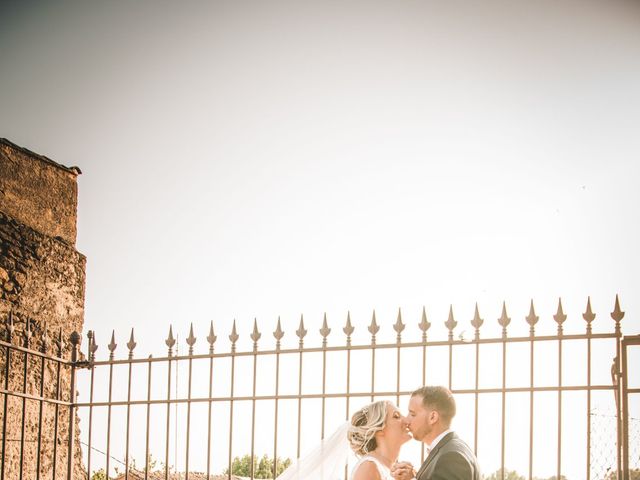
[{"x1": 276, "y1": 421, "x2": 353, "y2": 480}]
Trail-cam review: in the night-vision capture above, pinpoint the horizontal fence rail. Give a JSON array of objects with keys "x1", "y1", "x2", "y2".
[{"x1": 2, "y1": 296, "x2": 638, "y2": 480}]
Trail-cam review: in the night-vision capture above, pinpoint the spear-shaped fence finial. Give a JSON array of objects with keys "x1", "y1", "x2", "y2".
[
  {"x1": 23, "y1": 317, "x2": 33, "y2": 347},
  {"x1": 343, "y1": 312, "x2": 354, "y2": 346},
  {"x1": 296, "y1": 315, "x2": 307, "y2": 347},
  {"x1": 471, "y1": 303, "x2": 483, "y2": 340},
  {"x1": 583, "y1": 297, "x2": 596, "y2": 335},
  {"x1": 320, "y1": 313, "x2": 331, "y2": 348},
  {"x1": 393, "y1": 308, "x2": 405, "y2": 344},
  {"x1": 611, "y1": 294, "x2": 624, "y2": 334},
  {"x1": 526, "y1": 300, "x2": 539, "y2": 337},
  {"x1": 554, "y1": 298, "x2": 567, "y2": 335},
  {"x1": 41, "y1": 322, "x2": 50, "y2": 353},
  {"x1": 207, "y1": 321, "x2": 217, "y2": 354},
  {"x1": 251, "y1": 319, "x2": 261, "y2": 351},
  {"x1": 165, "y1": 325, "x2": 176, "y2": 356},
  {"x1": 419, "y1": 307, "x2": 431, "y2": 342},
  {"x1": 445, "y1": 305, "x2": 457, "y2": 341},
  {"x1": 55, "y1": 327, "x2": 65, "y2": 356},
  {"x1": 498, "y1": 301, "x2": 510, "y2": 338},
  {"x1": 186, "y1": 323, "x2": 197, "y2": 355},
  {"x1": 88, "y1": 330, "x2": 98, "y2": 362},
  {"x1": 274, "y1": 317, "x2": 284, "y2": 350},
  {"x1": 127, "y1": 328, "x2": 137, "y2": 359},
  {"x1": 229, "y1": 320, "x2": 239, "y2": 353},
  {"x1": 6, "y1": 311, "x2": 15, "y2": 341},
  {"x1": 108, "y1": 330, "x2": 117, "y2": 360},
  {"x1": 368, "y1": 310, "x2": 380, "y2": 345}
]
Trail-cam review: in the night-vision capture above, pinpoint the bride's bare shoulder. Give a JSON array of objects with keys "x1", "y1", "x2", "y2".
[{"x1": 352, "y1": 459, "x2": 382, "y2": 480}]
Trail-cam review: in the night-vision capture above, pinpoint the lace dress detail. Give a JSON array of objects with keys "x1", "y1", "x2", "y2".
[{"x1": 351, "y1": 455, "x2": 392, "y2": 480}]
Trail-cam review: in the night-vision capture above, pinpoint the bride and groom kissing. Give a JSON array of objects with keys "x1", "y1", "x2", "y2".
[{"x1": 278, "y1": 385, "x2": 480, "y2": 480}]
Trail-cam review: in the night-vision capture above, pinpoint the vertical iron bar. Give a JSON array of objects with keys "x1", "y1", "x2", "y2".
[
  {"x1": 174, "y1": 340, "x2": 179, "y2": 476},
  {"x1": 206, "y1": 353, "x2": 214, "y2": 480},
  {"x1": 586, "y1": 334, "x2": 591, "y2": 480},
  {"x1": 250, "y1": 348, "x2": 258, "y2": 479},
  {"x1": 36, "y1": 346, "x2": 46, "y2": 480},
  {"x1": 344, "y1": 335, "x2": 352, "y2": 480},
  {"x1": 448, "y1": 342, "x2": 453, "y2": 391},
  {"x1": 164, "y1": 356, "x2": 172, "y2": 480},
  {"x1": 0, "y1": 340, "x2": 10, "y2": 480},
  {"x1": 471, "y1": 308, "x2": 481, "y2": 458},
  {"x1": 345, "y1": 347, "x2": 351, "y2": 421},
  {"x1": 67, "y1": 333, "x2": 79, "y2": 480},
  {"x1": 273, "y1": 349, "x2": 280, "y2": 479},
  {"x1": 529, "y1": 337, "x2": 534, "y2": 480},
  {"x1": 86, "y1": 358, "x2": 95, "y2": 480},
  {"x1": 124, "y1": 360, "x2": 133, "y2": 480},
  {"x1": 557, "y1": 336, "x2": 563, "y2": 480},
  {"x1": 369, "y1": 314, "x2": 378, "y2": 402},
  {"x1": 296, "y1": 347, "x2": 303, "y2": 458},
  {"x1": 185, "y1": 356, "x2": 193, "y2": 480},
  {"x1": 396, "y1": 343, "x2": 401, "y2": 406},
  {"x1": 105, "y1": 362, "x2": 114, "y2": 480},
  {"x1": 370, "y1": 345, "x2": 376, "y2": 402},
  {"x1": 321, "y1": 347, "x2": 327, "y2": 439},
  {"x1": 421, "y1": 336, "x2": 427, "y2": 464},
  {"x1": 474, "y1": 339, "x2": 479, "y2": 456},
  {"x1": 621, "y1": 339, "x2": 629, "y2": 479},
  {"x1": 228, "y1": 353, "x2": 235, "y2": 480},
  {"x1": 52, "y1": 343, "x2": 63, "y2": 479},
  {"x1": 501, "y1": 337, "x2": 506, "y2": 480},
  {"x1": 144, "y1": 357, "x2": 152, "y2": 480},
  {"x1": 18, "y1": 334, "x2": 29, "y2": 480},
  {"x1": 615, "y1": 328, "x2": 622, "y2": 479}
]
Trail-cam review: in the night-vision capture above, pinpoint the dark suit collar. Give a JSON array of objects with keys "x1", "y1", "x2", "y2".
[
  {"x1": 429, "y1": 430, "x2": 456, "y2": 453},
  {"x1": 416, "y1": 431, "x2": 456, "y2": 478}
]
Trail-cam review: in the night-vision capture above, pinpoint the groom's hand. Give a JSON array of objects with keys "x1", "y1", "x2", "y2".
[{"x1": 391, "y1": 461, "x2": 415, "y2": 480}]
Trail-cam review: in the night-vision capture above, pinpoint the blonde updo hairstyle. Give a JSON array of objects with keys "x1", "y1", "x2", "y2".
[{"x1": 347, "y1": 400, "x2": 390, "y2": 457}]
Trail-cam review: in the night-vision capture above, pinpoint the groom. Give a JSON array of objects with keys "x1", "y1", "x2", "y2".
[{"x1": 391, "y1": 386, "x2": 480, "y2": 480}]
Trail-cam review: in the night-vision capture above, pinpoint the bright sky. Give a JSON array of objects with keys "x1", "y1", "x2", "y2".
[{"x1": 1, "y1": 1, "x2": 640, "y2": 478}]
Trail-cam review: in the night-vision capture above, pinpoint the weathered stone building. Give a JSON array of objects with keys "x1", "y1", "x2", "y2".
[{"x1": 0, "y1": 138, "x2": 85, "y2": 478}]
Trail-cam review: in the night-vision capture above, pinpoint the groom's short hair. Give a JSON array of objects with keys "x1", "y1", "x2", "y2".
[{"x1": 412, "y1": 386, "x2": 456, "y2": 425}]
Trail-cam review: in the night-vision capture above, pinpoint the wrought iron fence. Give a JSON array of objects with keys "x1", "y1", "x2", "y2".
[
  {"x1": 1, "y1": 296, "x2": 637, "y2": 480},
  {"x1": 0, "y1": 312, "x2": 84, "y2": 480}
]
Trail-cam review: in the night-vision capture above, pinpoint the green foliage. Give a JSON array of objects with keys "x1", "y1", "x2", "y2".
[
  {"x1": 90, "y1": 470, "x2": 106, "y2": 480},
  {"x1": 91, "y1": 454, "x2": 160, "y2": 480},
  {"x1": 484, "y1": 469, "x2": 570, "y2": 480},
  {"x1": 129, "y1": 453, "x2": 158, "y2": 471},
  {"x1": 484, "y1": 469, "x2": 525, "y2": 480},
  {"x1": 224, "y1": 454, "x2": 292, "y2": 478},
  {"x1": 605, "y1": 468, "x2": 640, "y2": 480}
]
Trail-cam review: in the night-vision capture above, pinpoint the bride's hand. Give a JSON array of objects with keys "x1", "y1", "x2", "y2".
[{"x1": 390, "y1": 461, "x2": 415, "y2": 480}]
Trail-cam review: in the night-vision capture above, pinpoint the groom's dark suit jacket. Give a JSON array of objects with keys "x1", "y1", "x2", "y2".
[{"x1": 415, "y1": 432, "x2": 480, "y2": 480}]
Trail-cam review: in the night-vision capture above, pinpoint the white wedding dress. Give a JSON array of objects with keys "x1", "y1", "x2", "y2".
[
  {"x1": 351, "y1": 455, "x2": 393, "y2": 480},
  {"x1": 276, "y1": 422, "x2": 393, "y2": 480}
]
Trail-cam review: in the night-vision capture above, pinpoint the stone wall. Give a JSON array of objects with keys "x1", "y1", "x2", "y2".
[
  {"x1": 0, "y1": 138, "x2": 81, "y2": 246},
  {"x1": 0, "y1": 139, "x2": 85, "y2": 479}
]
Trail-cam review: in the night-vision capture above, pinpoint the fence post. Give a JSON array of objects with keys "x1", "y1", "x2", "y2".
[
  {"x1": 611, "y1": 296, "x2": 625, "y2": 480},
  {"x1": 67, "y1": 331, "x2": 81, "y2": 480}
]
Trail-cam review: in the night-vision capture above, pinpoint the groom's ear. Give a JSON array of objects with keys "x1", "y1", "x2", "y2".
[{"x1": 429, "y1": 410, "x2": 439, "y2": 424}]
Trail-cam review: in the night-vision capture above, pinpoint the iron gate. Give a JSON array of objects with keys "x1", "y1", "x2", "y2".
[{"x1": 1, "y1": 296, "x2": 637, "y2": 480}]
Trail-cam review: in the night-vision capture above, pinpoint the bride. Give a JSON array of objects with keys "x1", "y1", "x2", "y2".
[
  {"x1": 277, "y1": 400, "x2": 411, "y2": 480},
  {"x1": 348, "y1": 401, "x2": 412, "y2": 480}
]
